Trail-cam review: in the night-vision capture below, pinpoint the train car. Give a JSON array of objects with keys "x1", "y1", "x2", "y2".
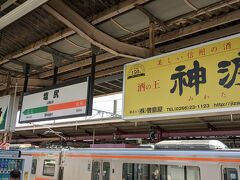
[
  {"x1": 21, "y1": 140, "x2": 240, "y2": 180},
  {"x1": 22, "y1": 149, "x2": 61, "y2": 180}
]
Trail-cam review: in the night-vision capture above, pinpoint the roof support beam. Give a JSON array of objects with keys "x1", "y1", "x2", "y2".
[
  {"x1": 11, "y1": 129, "x2": 240, "y2": 143},
  {"x1": 108, "y1": 124, "x2": 127, "y2": 134},
  {"x1": 0, "y1": 75, "x2": 52, "y2": 92},
  {"x1": 55, "y1": 11, "x2": 240, "y2": 80},
  {"x1": 183, "y1": 0, "x2": 198, "y2": 11},
  {"x1": 152, "y1": 9, "x2": 240, "y2": 47},
  {"x1": 0, "y1": 0, "x2": 49, "y2": 30},
  {"x1": 0, "y1": 0, "x2": 17, "y2": 12},
  {"x1": 120, "y1": 0, "x2": 240, "y2": 42},
  {"x1": 59, "y1": 23, "x2": 240, "y2": 82},
  {"x1": 94, "y1": 88, "x2": 106, "y2": 94},
  {"x1": 95, "y1": 74, "x2": 123, "y2": 85},
  {"x1": 40, "y1": 53, "x2": 115, "y2": 78},
  {"x1": 104, "y1": 82, "x2": 122, "y2": 89},
  {"x1": 43, "y1": 0, "x2": 150, "y2": 59},
  {"x1": 59, "y1": 57, "x2": 133, "y2": 81},
  {"x1": 149, "y1": 21, "x2": 155, "y2": 56},
  {"x1": 90, "y1": 0, "x2": 151, "y2": 25},
  {"x1": 157, "y1": 23, "x2": 240, "y2": 53},
  {"x1": 136, "y1": 5, "x2": 168, "y2": 31},
  {"x1": 0, "y1": 0, "x2": 150, "y2": 65},
  {"x1": 40, "y1": 46, "x2": 75, "y2": 62},
  {"x1": 0, "y1": 28, "x2": 75, "y2": 66},
  {"x1": 1, "y1": 0, "x2": 237, "y2": 73},
  {"x1": 39, "y1": 8, "x2": 240, "y2": 80},
  {"x1": 96, "y1": 84, "x2": 112, "y2": 91}
]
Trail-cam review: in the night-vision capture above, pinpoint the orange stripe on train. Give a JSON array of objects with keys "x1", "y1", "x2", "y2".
[
  {"x1": 65, "y1": 154, "x2": 240, "y2": 163},
  {"x1": 35, "y1": 178, "x2": 54, "y2": 180},
  {"x1": 24, "y1": 153, "x2": 59, "y2": 157}
]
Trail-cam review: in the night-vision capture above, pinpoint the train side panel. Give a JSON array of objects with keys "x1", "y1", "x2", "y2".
[
  {"x1": 62, "y1": 156, "x2": 91, "y2": 180},
  {"x1": 22, "y1": 150, "x2": 61, "y2": 180},
  {"x1": 22, "y1": 149, "x2": 240, "y2": 180}
]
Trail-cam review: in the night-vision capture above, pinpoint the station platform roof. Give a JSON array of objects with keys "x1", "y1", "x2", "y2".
[
  {"x1": 0, "y1": 0, "x2": 239, "y2": 96},
  {"x1": 12, "y1": 113, "x2": 240, "y2": 147},
  {"x1": 0, "y1": 0, "x2": 240, "y2": 146}
]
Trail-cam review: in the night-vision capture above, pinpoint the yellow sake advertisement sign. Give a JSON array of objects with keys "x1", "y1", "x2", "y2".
[{"x1": 123, "y1": 34, "x2": 240, "y2": 120}]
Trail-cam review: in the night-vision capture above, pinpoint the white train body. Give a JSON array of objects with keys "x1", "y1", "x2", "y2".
[{"x1": 21, "y1": 148, "x2": 240, "y2": 180}]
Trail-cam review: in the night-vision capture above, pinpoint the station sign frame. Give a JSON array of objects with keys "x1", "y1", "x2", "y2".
[
  {"x1": 0, "y1": 95, "x2": 19, "y2": 132},
  {"x1": 19, "y1": 77, "x2": 92, "y2": 123},
  {"x1": 123, "y1": 33, "x2": 240, "y2": 120}
]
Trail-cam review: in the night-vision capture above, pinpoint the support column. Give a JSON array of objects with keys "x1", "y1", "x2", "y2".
[
  {"x1": 2, "y1": 73, "x2": 11, "y2": 144},
  {"x1": 87, "y1": 45, "x2": 100, "y2": 115},
  {"x1": 52, "y1": 54, "x2": 63, "y2": 85},
  {"x1": 4, "y1": 73, "x2": 11, "y2": 95},
  {"x1": 53, "y1": 66, "x2": 58, "y2": 85},
  {"x1": 113, "y1": 100, "x2": 117, "y2": 116},
  {"x1": 23, "y1": 64, "x2": 30, "y2": 93},
  {"x1": 149, "y1": 21, "x2": 155, "y2": 56}
]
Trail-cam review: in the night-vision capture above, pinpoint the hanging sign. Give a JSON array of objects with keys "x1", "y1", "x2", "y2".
[
  {"x1": 19, "y1": 77, "x2": 92, "y2": 123},
  {"x1": 0, "y1": 95, "x2": 19, "y2": 132},
  {"x1": 123, "y1": 34, "x2": 240, "y2": 120}
]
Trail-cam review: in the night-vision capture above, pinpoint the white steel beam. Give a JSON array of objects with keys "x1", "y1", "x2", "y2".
[
  {"x1": 0, "y1": 0, "x2": 17, "y2": 12},
  {"x1": 43, "y1": 0, "x2": 150, "y2": 59},
  {"x1": 0, "y1": 0, "x2": 49, "y2": 30}
]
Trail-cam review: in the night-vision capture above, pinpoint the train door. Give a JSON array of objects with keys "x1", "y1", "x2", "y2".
[
  {"x1": 222, "y1": 165, "x2": 240, "y2": 180},
  {"x1": 92, "y1": 160, "x2": 111, "y2": 180}
]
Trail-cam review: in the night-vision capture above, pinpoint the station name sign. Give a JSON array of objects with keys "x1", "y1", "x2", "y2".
[
  {"x1": 123, "y1": 34, "x2": 240, "y2": 120},
  {"x1": 20, "y1": 77, "x2": 92, "y2": 123}
]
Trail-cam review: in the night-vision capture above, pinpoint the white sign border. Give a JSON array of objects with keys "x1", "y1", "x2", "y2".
[{"x1": 19, "y1": 76, "x2": 92, "y2": 123}]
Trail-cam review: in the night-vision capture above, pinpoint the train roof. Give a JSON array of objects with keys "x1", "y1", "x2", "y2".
[
  {"x1": 20, "y1": 147, "x2": 240, "y2": 159},
  {"x1": 66, "y1": 147, "x2": 240, "y2": 154},
  {"x1": 20, "y1": 140, "x2": 240, "y2": 159}
]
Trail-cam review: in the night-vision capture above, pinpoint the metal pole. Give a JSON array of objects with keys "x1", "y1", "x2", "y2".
[
  {"x1": 2, "y1": 73, "x2": 11, "y2": 143},
  {"x1": 4, "y1": 73, "x2": 11, "y2": 95},
  {"x1": 93, "y1": 128, "x2": 95, "y2": 145},
  {"x1": 113, "y1": 100, "x2": 117, "y2": 116},
  {"x1": 87, "y1": 45, "x2": 99, "y2": 115},
  {"x1": 53, "y1": 66, "x2": 58, "y2": 85},
  {"x1": 10, "y1": 82, "x2": 18, "y2": 132},
  {"x1": 23, "y1": 63, "x2": 30, "y2": 93},
  {"x1": 7, "y1": 82, "x2": 18, "y2": 143},
  {"x1": 149, "y1": 20, "x2": 155, "y2": 56},
  {"x1": 87, "y1": 53, "x2": 96, "y2": 115}
]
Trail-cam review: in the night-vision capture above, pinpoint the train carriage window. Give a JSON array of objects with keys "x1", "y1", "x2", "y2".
[
  {"x1": 123, "y1": 163, "x2": 150, "y2": 180},
  {"x1": 186, "y1": 166, "x2": 200, "y2": 180},
  {"x1": 150, "y1": 164, "x2": 160, "y2": 180},
  {"x1": 123, "y1": 163, "x2": 134, "y2": 180},
  {"x1": 31, "y1": 159, "x2": 37, "y2": 175},
  {"x1": 103, "y1": 162, "x2": 110, "y2": 180},
  {"x1": 150, "y1": 164, "x2": 167, "y2": 180},
  {"x1": 43, "y1": 159, "x2": 56, "y2": 177},
  {"x1": 224, "y1": 168, "x2": 238, "y2": 180},
  {"x1": 123, "y1": 163, "x2": 199, "y2": 180},
  {"x1": 167, "y1": 165, "x2": 185, "y2": 180},
  {"x1": 92, "y1": 161, "x2": 100, "y2": 180},
  {"x1": 134, "y1": 164, "x2": 150, "y2": 180}
]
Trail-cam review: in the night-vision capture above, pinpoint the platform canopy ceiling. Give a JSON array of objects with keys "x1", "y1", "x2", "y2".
[{"x1": 0, "y1": 0, "x2": 239, "y2": 96}]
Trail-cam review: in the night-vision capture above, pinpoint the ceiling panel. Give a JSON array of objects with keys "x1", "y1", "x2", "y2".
[{"x1": 98, "y1": 9, "x2": 149, "y2": 38}]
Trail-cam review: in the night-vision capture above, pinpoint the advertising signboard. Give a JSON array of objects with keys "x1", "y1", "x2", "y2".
[{"x1": 123, "y1": 34, "x2": 240, "y2": 120}]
